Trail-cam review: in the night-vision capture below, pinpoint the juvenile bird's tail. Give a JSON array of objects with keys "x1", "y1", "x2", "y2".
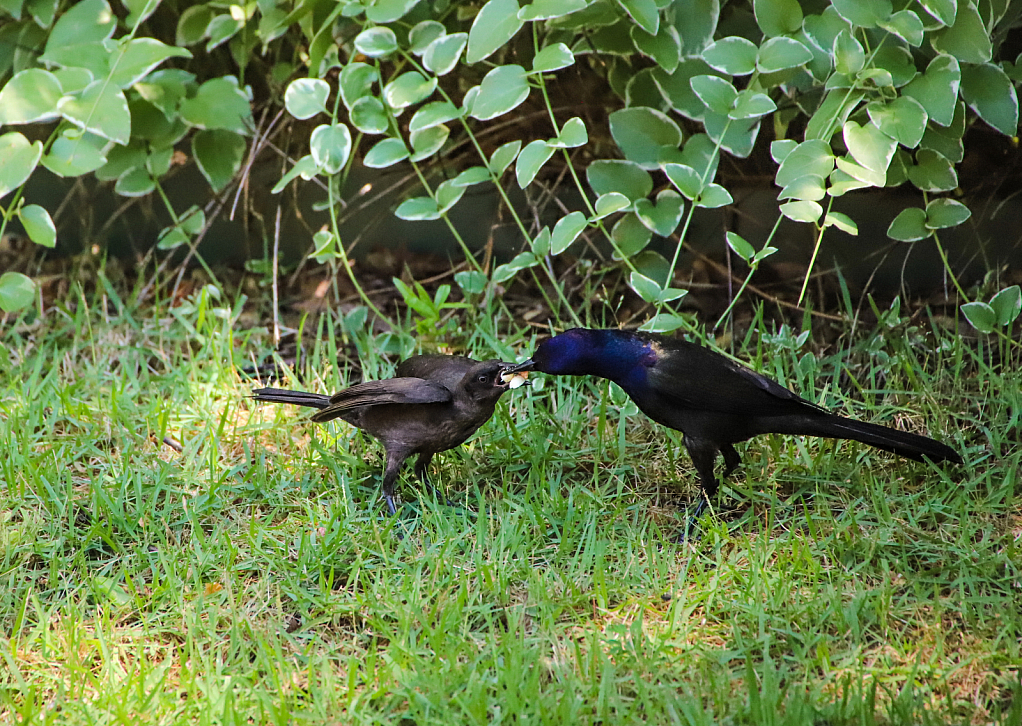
[
  {"x1": 811, "y1": 415, "x2": 963, "y2": 464},
  {"x1": 251, "y1": 387, "x2": 331, "y2": 410}
]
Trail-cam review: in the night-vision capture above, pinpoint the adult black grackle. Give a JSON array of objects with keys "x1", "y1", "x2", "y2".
[
  {"x1": 508, "y1": 328, "x2": 962, "y2": 529},
  {"x1": 253, "y1": 355, "x2": 527, "y2": 515}
]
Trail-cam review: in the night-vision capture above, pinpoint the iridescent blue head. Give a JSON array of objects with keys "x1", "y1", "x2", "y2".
[{"x1": 509, "y1": 328, "x2": 657, "y2": 386}]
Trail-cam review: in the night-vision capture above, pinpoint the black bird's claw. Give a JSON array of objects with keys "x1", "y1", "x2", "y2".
[{"x1": 673, "y1": 496, "x2": 709, "y2": 543}]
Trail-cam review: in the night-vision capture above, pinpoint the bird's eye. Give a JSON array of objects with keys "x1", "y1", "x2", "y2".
[{"x1": 477, "y1": 374, "x2": 489, "y2": 383}]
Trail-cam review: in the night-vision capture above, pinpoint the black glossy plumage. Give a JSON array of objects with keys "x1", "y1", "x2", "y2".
[
  {"x1": 253, "y1": 356, "x2": 517, "y2": 514},
  {"x1": 511, "y1": 328, "x2": 962, "y2": 514}
]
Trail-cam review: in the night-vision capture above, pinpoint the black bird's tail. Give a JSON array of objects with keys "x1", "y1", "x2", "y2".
[
  {"x1": 251, "y1": 387, "x2": 331, "y2": 410},
  {"x1": 805, "y1": 414, "x2": 963, "y2": 464}
]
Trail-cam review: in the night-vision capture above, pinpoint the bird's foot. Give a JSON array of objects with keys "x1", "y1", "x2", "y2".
[{"x1": 673, "y1": 497, "x2": 709, "y2": 543}]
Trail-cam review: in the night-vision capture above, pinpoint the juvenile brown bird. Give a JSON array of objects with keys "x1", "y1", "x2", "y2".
[{"x1": 253, "y1": 355, "x2": 527, "y2": 514}]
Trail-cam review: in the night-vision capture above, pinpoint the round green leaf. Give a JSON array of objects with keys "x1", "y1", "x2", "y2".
[
  {"x1": 831, "y1": 0, "x2": 892, "y2": 28},
  {"x1": 424, "y1": 32, "x2": 468, "y2": 76},
  {"x1": 470, "y1": 65, "x2": 529, "y2": 121},
  {"x1": 340, "y1": 63, "x2": 378, "y2": 110},
  {"x1": 779, "y1": 174, "x2": 826, "y2": 202},
  {"x1": 729, "y1": 90, "x2": 776, "y2": 120},
  {"x1": 756, "y1": 37, "x2": 813, "y2": 73},
  {"x1": 630, "y1": 25, "x2": 681, "y2": 74},
  {"x1": 779, "y1": 200, "x2": 822, "y2": 223},
  {"x1": 365, "y1": 0, "x2": 420, "y2": 23},
  {"x1": 410, "y1": 124, "x2": 450, "y2": 162},
  {"x1": 690, "y1": 74, "x2": 737, "y2": 115},
  {"x1": 384, "y1": 71, "x2": 437, "y2": 110},
  {"x1": 662, "y1": 162, "x2": 703, "y2": 199},
  {"x1": 467, "y1": 0, "x2": 524, "y2": 64},
  {"x1": 0, "y1": 132, "x2": 43, "y2": 199},
  {"x1": 908, "y1": 149, "x2": 957, "y2": 192},
  {"x1": 58, "y1": 81, "x2": 131, "y2": 144},
  {"x1": 350, "y1": 97, "x2": 389, "y2": 134},
  {"x1": 179, "y1": 77, "x2": 252, "y2": 135},
  {"x1": 833, "y1": 29, "x2": 865, "y2": 75},
  {"x1": 516, "y1": 140, "x2": 554, "y2": 188},
  {"x1": 930, "y1": 2, "x2": 991, "y2": 64},
  {"x1": 18, "y1": 204, "x2": 56, "y2": 247},
  {"x1": 886, "y1": 207, "x2": 930, "y2": 241},
  {"x1": 924, "y1": 198, "x2": 971, "y2": 229},
  {"x1": 550, "y1": 117, "x2": 587, "y2": 148},
  {"x1": 608, "y1": 106, "x2": 683, "y2": 170},
  {"x1": 0, "y1": 69, "x2": 63, "y2": 124},
  {"x1": 45, "y1": 0, "x2": 115, "y2": 54},
  {"x1": 409, "y1": 21, "x2": 446, "y2": 55},
  {"x1": 701, "y1": 36, "x2": 757, "y2": 76},
  {"x1": 354, "y1": 27, "x2": 397, "y2": 58},
  {"x1": 285, "y1": 78, "x2": 329, "y2": 120},
  {"x1": 960, "y1": 63, "x2": 1018, "y2": 137},
  {"x1": 532, "y1": 43, "x2": 575, "y2": 73},
  {"x1": 696, "y1": 183, "x2": 732, "y2": 208},
  {"x1": 843, "y1": 121, "x2": 896, "y2": 174},
  {"x1": 0, "y1": 271, "x2": 35, "y2": 312},
  {"x1": 652, "y1": 58, "x2": 722, "y2": 122},
  {"x1": 395, "y1": 196, "x2": 440, "y2": 221},
  {"x1": 619, "y1": 0, "x2": 658, "y2": 35},
  {"x1": 634, "y1": 190, "x2": 683, "y2": 236},
  {"x1": 989, "y1": 286, "x2": 1022, "y2": 327},
  {"x1": 902, "y1": 54, "x2": 960, "y2": 127},
  {"x1": 409, "y1": 101, "x2": 460, "y2": 133},
  {"x1": 455, "y1": 270, "x2": 488, "y2": 295},
  {"x1": 587, "y1": 160, "x2": 653, "y2": 200},
  {"x1": 550, "y1": 211, "x2": 587, "y2": 255},
  {"x1": 754, "y1": 0, "x2": 803, "y2": 37},
  {"x1": 629, "y1": 271, "x2": 663, "y2": 303},
  {"x1": 114, "y1": 166, "x2": 155, "y2": 197},
  {"x1": 593, "y1": 192, "x2": 632, "y2": 219},
  {"x1": 364, "y1": 138, "x2": 409, "y2": 168},
  {"x1": 611, "y1": 212, "x2": 652, "y2": 259},
  {"x1": 878, "y1": 9, "x2": 924, "y2": 46},
  {"x1": 177, "y1": 4, "x2": 214, "y2": 45},
  {"x1": 776, "y1": 139, "x2": 836, "y2": 186},
  {"x1": 40, "y1": 132, "x2": 107, "y2": 177},
  {"x1": 489, "y1": 140, "x2": 522, "y2": 175},
  {"x1": 961, "y1": 302, "x2": 995, "y2": 334},
  {"x1": 866, "y1": 96, "x2": 927, "y2": 148},
  {"x1": 193, "y1": 129, "x2": 246, "y2": 191},
  {"x1": 310, "y1": 123, "x2": 352, "y2": 174}
]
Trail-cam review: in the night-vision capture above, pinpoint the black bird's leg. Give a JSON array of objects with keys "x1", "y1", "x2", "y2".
[
  {"x1": 721, "y1": 443, "x2": 742, "y2": 479},
  {"x1": 381, "y1": 451, "x2": 405, "y2": 516},
  {"x1": 413, "y1": 452, "x2": 447, "y2": 504},
  {"x1": 677, "y1": 436, "x2": 725, "y2": 541}
]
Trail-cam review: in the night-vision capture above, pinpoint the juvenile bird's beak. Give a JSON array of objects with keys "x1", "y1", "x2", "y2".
[{"x1": 498, "y1": 362, "x2": 530, "y2": 389}]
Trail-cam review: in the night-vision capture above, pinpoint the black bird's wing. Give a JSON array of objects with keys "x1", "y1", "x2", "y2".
[
  {"x1": 395, "y1": 355, "x2": 478, "y2": 390},
  {"x1": 643, "y1": 338, "x2": 824, "y2": 416},
  {"x1": 324, "y1": 377, "x2": 452, "y2": 409}
]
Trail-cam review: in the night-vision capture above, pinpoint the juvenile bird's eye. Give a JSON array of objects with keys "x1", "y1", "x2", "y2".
[{"x1": 478, "y1": 374, "x2": 489, "y2": 383}]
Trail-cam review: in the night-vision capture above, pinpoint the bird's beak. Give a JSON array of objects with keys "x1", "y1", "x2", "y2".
[
  {"x1": 499, "y1": 362, "x2": 530, "y2": 389},
  {"x1": 504, "y1": 359, "x2": 535, "y2": 373}
]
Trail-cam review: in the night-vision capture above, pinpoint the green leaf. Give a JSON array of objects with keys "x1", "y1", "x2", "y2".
[
  {"x1": 593, "y1": 192, "x2": 632, "y2": 219},
  {"x1": 866, "y1": 96, "x2": 927, "y2": 148},
  {"x1": 754, "y1": 0, "x2": 803, "y2": 36},
  {"x1": 365, "y1": 0, "x2": 420, "y2": 23},
  {"x1": 830, "y1": 0, "x2": 892, "y2": 28},
  {"x1": 179, "y1": 76, "x2": 252, "y2": 135},
  {"x1": 435, "y1": 179, "x2": 465, "y2": 212},
  {"x1": 467, "y1": 0, "x2": 524, "y2": 64},
  {"x1": 587, "y1": 160, "x2": 652, "y2": 200},
  {"x1": 409, "y1": 124, "x2": 449, "y2": 162},
  {"x1": 470, "y1": 65, "x2": 529, "y2": 121},
  {"x1": 339, "y1": 63, "x2": 378, "y2": 111},
  {"x1": 107, "y1": 38, "x2": 191, "y2": 89},
  {"x1": 662, "y1": 162, "x2": 703, "y2": 199},
  {"x1": 701, "y1": 36, "x2": 757, "y2": 76},
  {"x1": 0, "y1": 271, "x2": 35, "y2": 312},
  {"x1": 726, "y1": 231, "x2": 755, "y2": 262},
  {"x1": 450, "y1": 166, "x2": 491, "y2": 187},
  {"x1": 424, "y1": 32, "x2": 468, "y2": 76},
  {"x1": 611, "y1": 213, "x2": 653, "y2": 259},
  {"x1": 364, "y1": 138, "x2": 409, "y2": 169},
  {"x1": 833, "y1": 29, "x2": 865, "y2": 75},
  {"x1": 902, "y1": 54, "x2": 960, "y2": 127},
  {"x1": 629, "y1": 271, "x2": 662, "y2": 303},
  {"x1": 455, "y1": 270, "x2": 488, "y2": 295},
  {"x1": 631, "y1": 24, "x2": 681, "y2": 74},
  {"x1": 0, "y1": 69, "x2": 62, "y2": 124},
  {"x1": 310, "y1": 123, "x2": 352, "y2": 174},
  {"x1": 989, "y1": 286, "x2": 1022, "y2": 327},
  {"x1": 519, "y1": 0, "x2": 588, "y2": 21},
  {"x1": 489, "y1": 140, "x2": 522, "y2": 175},
  {"x1": 823, "y1": 211, "x2": 858, "y2": 234},
  {"x1": 493, "y1": 251, "x2": 539, "y2": 283},
  {"x1": 41, "y1": 132, "x2": 108, "y2": 177},
  {"x1": 690, "y1": 74, "x2": 737, "y2": 115},
  {"x1": 930, "y1": 1, "x2": 991, "y2": 64},
  {"x1": 729, "y1": 90, "x2": 775, "y2": 120},
  {"x1": 908, "y1": 149, "x2": 957, "y2": 192},
  {"x1": 44, "y1": 0, "x2": 114, "y2": 54},
  {"x1": 205, "y1": 13, "x2": 243, "y2": 52},
  {"x1": 409, "y1": 101, "x2": 460, "y2": 133},
  {"x1": 384, "y1": 71, "x2": 436, "y2": 110},
  {"x1": 271, "y1": 155, "x2": 318, "y2": 193},
  {"x1": 619, "y1": 0, "x2": 659, "y2": 34},
  {"x1": 804, "y1": 89, "x2": 865, "y2": 140},
  {"x1": 770, "y1": 139, "x2": 798, "y2": 164},
  {"x1": 608, "y1": 106, "x2": 683, "y2": 170},
  {"x1": 696, "y1": 183, "x2": 732, "y2": 208},
  {"x1": 887, "y1": 207, "x2": 930, "y2": 241},
  {"x1": 834, "y1": 156, "x2": 885, "y2": 187},
  {"x1": 918, "y1": 0, "x2": 956, "y2": 26},
  {"x1": 550, "y1": 211, "x2": 587, "y2": 254},
  {"x1": 960, "y1": 63, "x2": 1018, "y2": 137},
  {"x1": 756, "y1": 37, "x2": 813, "y2": 73},
  {"x1": 0, "y1": 132, "x2": 43, "y2": 199},
  {"x1": 779, "y1": 174, "x2": 826, "y2": 202},
  {"x1": 779, "y1": 200, "x2": 822, "y2": 223},
  {"x1": 550, "y1": 117, "x2": 587, "y2": 148},
  {"x1": 878, "y1": 9, "x2": 924, "y2": 46},
  {"x1": 634, "y1": 190, "x2": 683, "y2": 235},
  {"x1": 408, "y1": 21, "x2": 446, "y2": 55},
  {"x1": 18, "y1": 204, "x2": 56, "y2": 247},
  {"x1": 639, "y1": 312, "x2": 687, "y2": 333},
  {"x1": 516, "y1": 140, "x2": 554, "y2": 188},
  {"x1": 350, "y1": 97, "x2": 389, "y2": 134},
  {"x1": 961, "y1": 302, "x2": 995, "y2": 334},
  {"x1": 395, "y1": 196, "x2": 440, "y2": 221},
  {"x1": 193, "y1": 129, "x2": 245, "y2": 191},
  {"x1": 531, "y1": 227, "x2": 551, "y2": 256},
  {"x1": 924, "y1": 198, "x2": 971, "y2": 229},
  {"x1": 58, "y1": 81, "x2": 130, "y2": 144},
  {"x1": 177, "y1": 4, "x2": 213, "y2": 45},
  {"x1": 354, "y1": 27, "x2": 397, "y2": 58},
  {"x1": 284, "y1": 78, "x2": 329, "y2": 120},
  {"x1": 531, "y1": 43, "x2": 575, "y2": 72},
  {"x1": 843, "y1": 121, "x2": 896, "y2": 175}
]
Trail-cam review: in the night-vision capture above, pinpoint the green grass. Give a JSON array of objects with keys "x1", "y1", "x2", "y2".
[{"x1": 1, "y1": 287, "x2": 1020, "y2": 725}]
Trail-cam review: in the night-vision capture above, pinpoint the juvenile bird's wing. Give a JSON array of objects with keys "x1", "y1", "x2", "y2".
[
  {"x1": 324, "y1": 377, "x2": 452, "y2": 410},
  {"x1": 645, "y1": 339, "x2": 826, "y2": 416},
  {"x1": 395, "y1": 355, "x2": 478, "y2": 390}
]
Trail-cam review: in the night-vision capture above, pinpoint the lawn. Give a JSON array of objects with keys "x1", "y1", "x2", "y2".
[{"x1": 1, "y1": 286, "x2": 1020, "y2": 725}]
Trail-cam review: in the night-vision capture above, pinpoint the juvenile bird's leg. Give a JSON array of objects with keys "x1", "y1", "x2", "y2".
[{"x1": 381, "y1": 451, "x2": 405, "y2": 516}]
